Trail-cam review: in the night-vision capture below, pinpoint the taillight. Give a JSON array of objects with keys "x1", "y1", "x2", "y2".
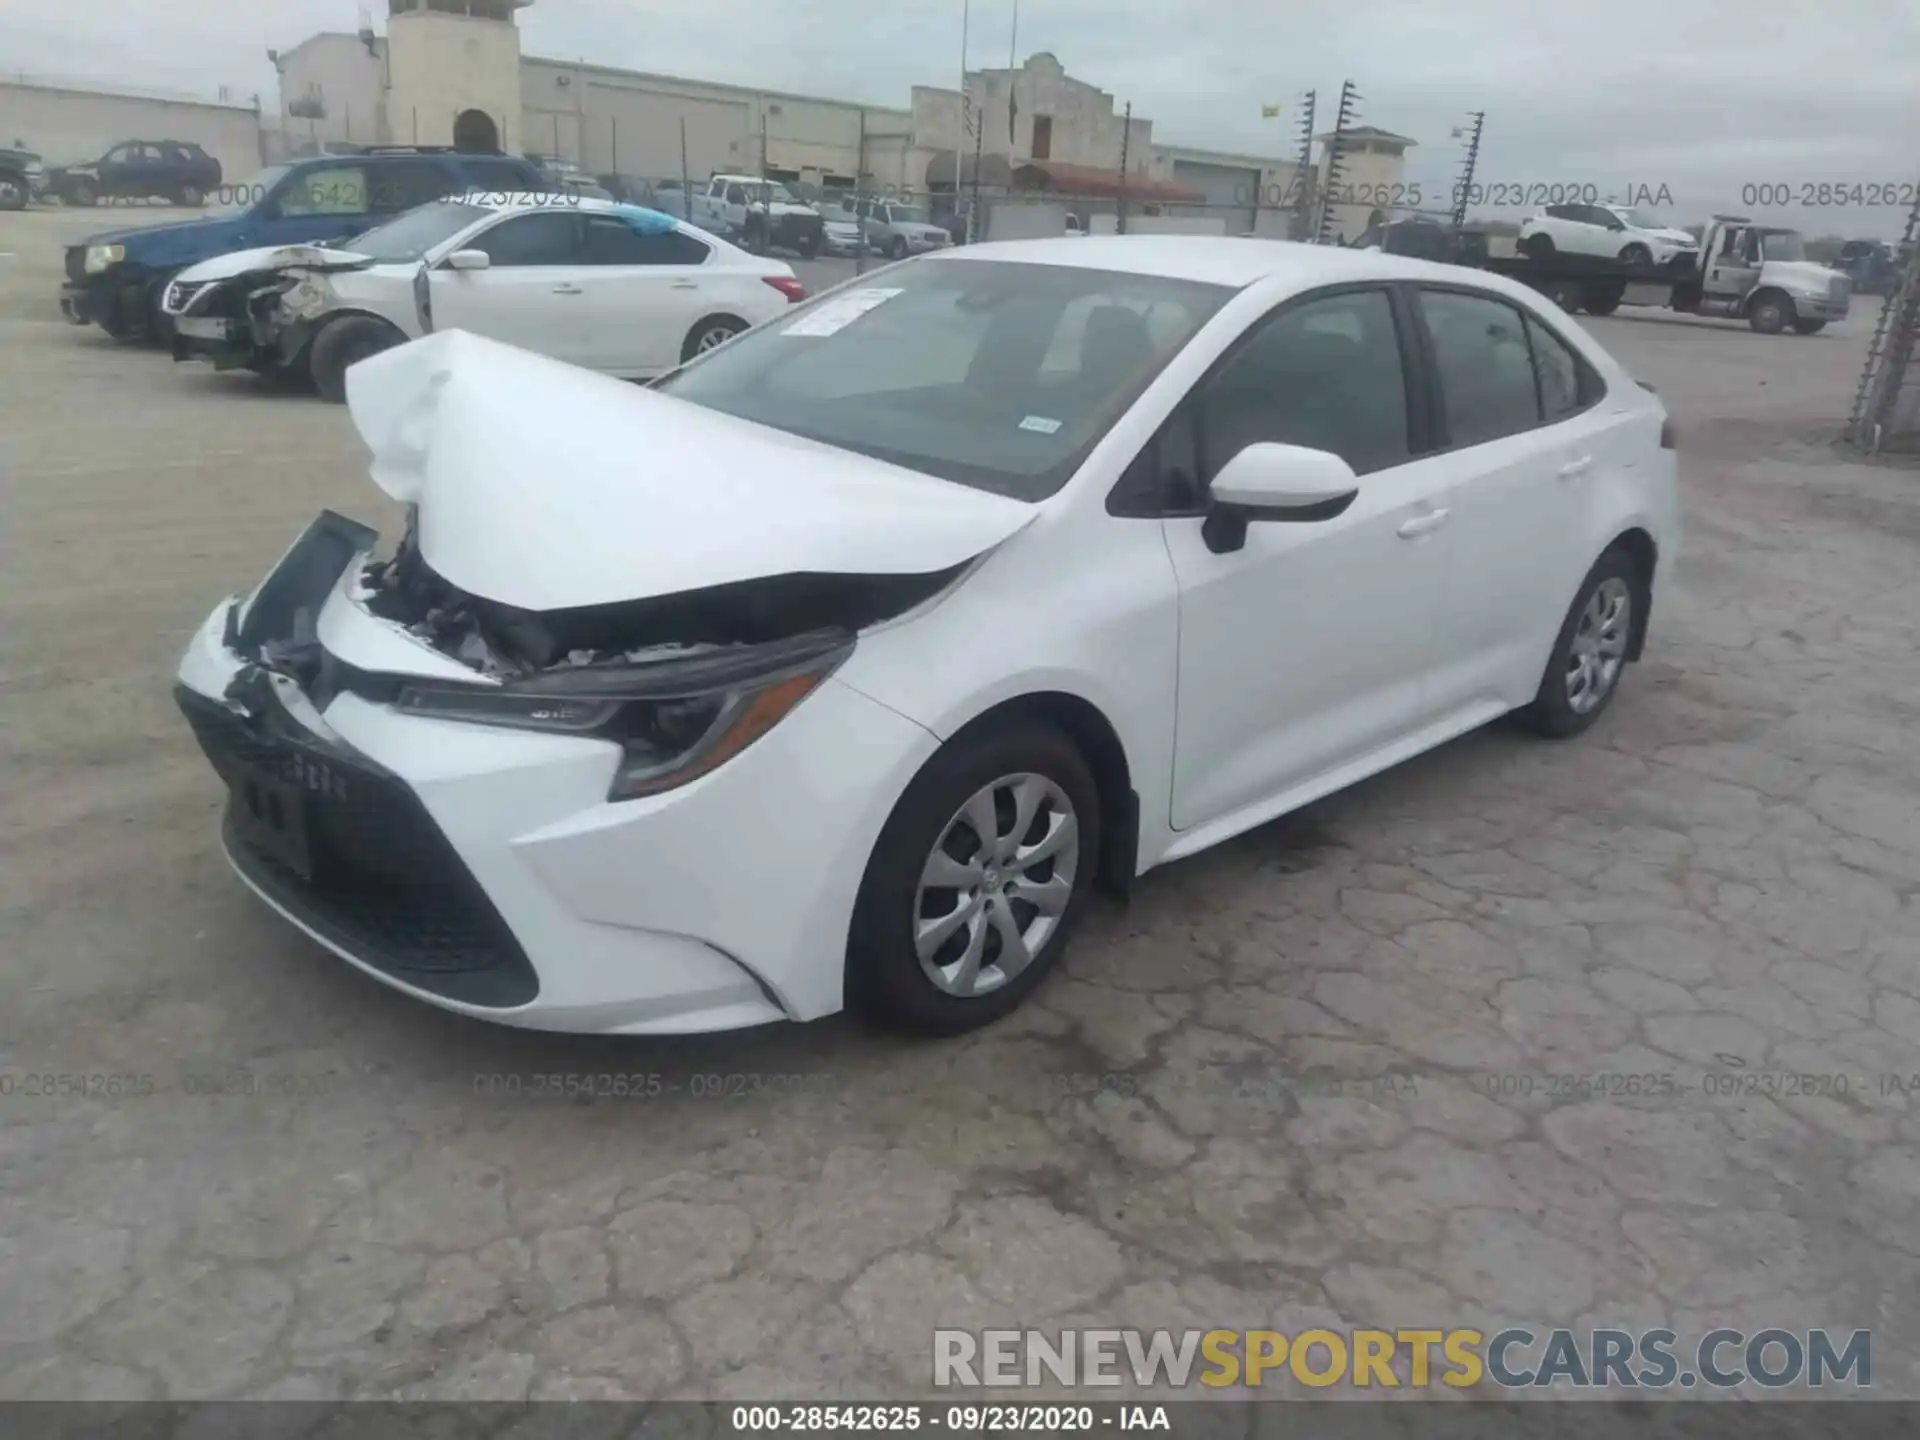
[{"x1": 763, "y1": 275, "x2": 807, "y2": 303}]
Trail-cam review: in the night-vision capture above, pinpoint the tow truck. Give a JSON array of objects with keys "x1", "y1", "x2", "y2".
[{"x1": 1480, "y1": 215, "x2": 1851, "y2": 335}]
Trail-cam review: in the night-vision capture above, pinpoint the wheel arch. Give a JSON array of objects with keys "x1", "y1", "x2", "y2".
[
  {"x1": 1740, "y1": 285, "x2": 1795, "y2": 319},
  {"x1": 941, "y1": 690, "x2": 1140, "y2": 898},
  {"x1": 294, "y1": 306, "x2": 410, "y2": 363}
]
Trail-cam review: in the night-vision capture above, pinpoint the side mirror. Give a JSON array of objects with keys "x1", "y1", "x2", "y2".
[
  {"x1": 1203, "y1": 442, "x2": 1360, "y2": 555},
  {"x1": 445, "y1": 249, "x2": 491, "y2": 272}
]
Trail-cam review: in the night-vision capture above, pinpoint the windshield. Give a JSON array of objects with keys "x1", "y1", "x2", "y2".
[
  {"x1": 889, "y1": 205, "x2": 930, "y2": 224},
  {"x1": 210, "y1": 165, "x2": 290, "y2": 214},
  {"x1": 343, "y1": 202, "x2": 494, "y2": 262},
  {"x1": 1760, "y1": 230, "x2": 1808, "y2": 262},
  {"x1": 749, "y1": 182, "x2": 799, "y2": 204},
  {"x1": 1622, "y1": 207, "x2": 1666, "y2": 229},
  {"x1": 656, "y1": 258, "x2": 1230, "y2": 501}
]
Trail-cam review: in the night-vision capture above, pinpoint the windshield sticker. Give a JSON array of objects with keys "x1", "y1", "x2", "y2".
[
  {"x1": 782, "y1": 288, "x2": 903, "y2": 337},
  {"x1": 1019, "y1": 415, "x2": 1063, "y2": 435}
]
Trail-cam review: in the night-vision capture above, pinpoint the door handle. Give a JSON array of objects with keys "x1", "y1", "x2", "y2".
[
  {"x1": 1397, "y1": 508, "x2": 1450, "y2": 539},
  {"x1": 551, "y1": 284, "x2": 585, "y2": 295},
  {"x1": 670, "y1": 279, "x2": 699, "y2": 289},
  {"x1": 1557, "y1": 456, "x2": 1594, "y2": 480}
]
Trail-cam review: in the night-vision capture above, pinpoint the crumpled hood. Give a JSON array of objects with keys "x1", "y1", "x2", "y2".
[
  {"x1": 177, "y1": 243, "x2": 374, "y2": 285},
  {"x1": 344, "y1": 330, "x2": 1037, "y2": 612}
]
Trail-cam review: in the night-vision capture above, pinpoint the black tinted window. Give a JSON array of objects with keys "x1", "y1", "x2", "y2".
[
  {"x1": 1420, "y1": 289, "x2": 1542, "y2": 446},
  {"x1": 368, "y1": 162, "x2": 457, "y2": 211},
  {"x1": 459, "y1": 158, "x2": 537, "y2": 190},
  {"x1": 1196, "y1": 288, "x2": 1411, "y2": 479},
  {"x1": 1526, "y1": 313, "x2": 1592, "y2": 421},
  {"x1": 470, "y1": 213, "x2": 580, "y2": 265},
  {"x1": 580, "y1": 216, "x2": 709, "y2": 265}
]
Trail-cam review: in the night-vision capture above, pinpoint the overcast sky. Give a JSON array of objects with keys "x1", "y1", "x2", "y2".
[{"x1": 4, "y1": 0, "x2": 1916, "y2": 236}]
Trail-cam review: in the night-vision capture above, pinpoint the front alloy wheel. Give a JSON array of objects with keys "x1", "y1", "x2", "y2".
[
  {"x1": 850, "y1": 722, "x2": 1099, "y2": 1034},
  {"x1": 915, "y1": 774, "x2": 1079, "y2": 998}
]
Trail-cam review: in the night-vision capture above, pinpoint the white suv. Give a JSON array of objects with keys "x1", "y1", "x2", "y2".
[{"x1": 1519, "y1": 203, "x2": 1698, "y2": 268}]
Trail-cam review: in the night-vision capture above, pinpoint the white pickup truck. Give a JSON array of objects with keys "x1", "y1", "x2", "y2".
[{"x1": 690, "y1": 174, "x2": 825, "y2": 258}]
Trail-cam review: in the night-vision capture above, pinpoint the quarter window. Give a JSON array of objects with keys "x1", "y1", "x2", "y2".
[
  {"x1": 1418, "y1": 289, "x2": 1541, "y2": 447},
  {"x1": 1195, "y1": 288, "x2": 1412, "y2": 479},
  {"x1": 1526, "y1": 313, "x2": 1589, "y2": 421}
]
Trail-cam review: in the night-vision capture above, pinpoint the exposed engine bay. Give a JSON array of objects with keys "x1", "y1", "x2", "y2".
[{"x1": 356, "y1": 519, "x2": 968, "y2": 680}]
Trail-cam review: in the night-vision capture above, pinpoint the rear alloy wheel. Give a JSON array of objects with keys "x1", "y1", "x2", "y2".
[
  {"x1": 1519, "y1": 549, "x2": 1641, "y2": 738},
  {"x1": 681, "y1": 315, "x2": 746, "y2": 362},
  {"x1": 309, "y1": 316, "x2": 403, "y2": 404},
  {"x1": 849, "y1": 723, "x2": 1099, "y2": 1034}
]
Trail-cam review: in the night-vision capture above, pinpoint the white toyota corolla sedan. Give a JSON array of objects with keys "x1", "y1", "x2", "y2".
[{"x1": 176, "y1": 237, "x2": 1678, "y2": 1037}]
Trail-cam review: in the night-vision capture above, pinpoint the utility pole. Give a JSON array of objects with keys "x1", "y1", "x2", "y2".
[
  {"x1": 759, "y1": 106, "x2": 768, "y2": 179},
  {"x1": 969, "y1": 89, "x2": 985, "y2": 243},
  {"x1": 855, "y1": 109, "x2": 868, "y2": 275},
  {"x1": 1290, "y1": 89, "x2": 1316, "y2": 238},
  {"x1": 1116, "y1": 100, "x2": 1132, "y2": 235},
  {"x1": 1315, "y1": 78, "x2": 1360, "y2": 246},
  {"x1": 1450, "y1": 110, "x2": 1484, "y2": 231},
  {"x1": 679, "y1": 117, "x2": 692, "y2": 221}
]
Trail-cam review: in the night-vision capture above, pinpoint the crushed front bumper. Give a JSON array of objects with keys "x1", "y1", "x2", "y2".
[{"x1": 176, "y1": 514, "x2": 938, "y2": 1033}]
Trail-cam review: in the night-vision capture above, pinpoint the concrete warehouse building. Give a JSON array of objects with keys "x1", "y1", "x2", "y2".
[{"x1": 267, "y1": 0, "x2": 1410, "y2": 222}]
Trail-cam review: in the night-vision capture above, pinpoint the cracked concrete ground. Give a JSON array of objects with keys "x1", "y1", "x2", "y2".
[{"x1": 3, "y1": 207, "x2": 1918, "y2": 1403}]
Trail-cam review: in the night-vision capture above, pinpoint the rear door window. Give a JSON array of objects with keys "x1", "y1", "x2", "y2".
[
  {"x1": 468, "y1": 212, "x2": 582, "y2": 266},
  {"x1": 1418, "y1": 288, "x2": 1543, "y2": 447}
]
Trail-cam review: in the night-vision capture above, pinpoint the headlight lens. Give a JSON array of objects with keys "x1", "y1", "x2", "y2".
[
  {"x1": 393, "y1": 631, "x2": 851, "y2": 801},
  {"x1": 84, "y1": 244, "x2": 125, "y2": 274}
]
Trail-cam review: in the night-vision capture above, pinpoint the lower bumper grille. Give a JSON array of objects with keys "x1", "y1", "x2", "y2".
[{"x1": 177, "y1": 680, "x2": 539, "y2": 1009}]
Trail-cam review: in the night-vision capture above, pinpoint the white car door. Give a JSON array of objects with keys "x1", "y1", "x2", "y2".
[
  {"x1": 428, "y1": 211, "x2": 594, "y2": 365},
  {"x1": 1160, "y1": 286, "x2": 1457, "y2": 832},
  {"x1": 573, "y1": 212, "x2": 720, "y2": 376},
  {"x1": 1409, "y1": 286, "x2": 1621, "y2": 714}
]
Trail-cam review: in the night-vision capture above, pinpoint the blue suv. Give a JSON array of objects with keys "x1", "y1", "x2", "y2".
[{"x1": 60, "y1": 147, "x2": 547, "y2": 341}]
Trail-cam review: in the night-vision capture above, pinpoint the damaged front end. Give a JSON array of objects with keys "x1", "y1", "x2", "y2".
[
  {"x1": 344, "y1": 516, "x2": 962, "y2": 800},
  {"x1": 217, "y1": 509, "x2": 957, "y2": 806},
  {"x1": 167, "y1": 248, "x2": 369, "y2": 374}
]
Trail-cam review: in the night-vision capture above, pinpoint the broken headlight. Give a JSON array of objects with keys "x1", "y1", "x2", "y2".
[{"x1": 392, "y1": 630, "x2": 852, "y2": 801}]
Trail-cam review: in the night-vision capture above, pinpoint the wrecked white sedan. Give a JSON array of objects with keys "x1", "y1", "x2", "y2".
[
  {"x1": 162, "y1": 194, "x2": 805, "y2": 400},
  {"x1": 176, "y1": 239, "x2": 1676, "y2": 1037}
]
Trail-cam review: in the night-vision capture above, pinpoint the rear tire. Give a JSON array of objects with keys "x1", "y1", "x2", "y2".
[
  {"x1": 848, "y1": 721, "x2": 1100, "y2": 1036},
  {"x1": 1520, "y1": 232, "x2": 1555, "y2": 260},
  {"x1": 1791, "y1": 318, "x2": 1827, "y2": 335},
  {"x1": 1517, "y1": 547, "x2": 1643, "y2": 739},
  {"x1": 889, "y1": 236, "x2": 908, "y2": 261},
  {"x1": 177, "y1": 183, "x2": 205, "y2": 207},
  {"x1": 0, "y1": 175, "x2": 26, "y2": 211},
  {"x1": 68, "y1": 178, "x2": 97, "y2": 206},
  {"x1": 1581, "y1": 281, "x2": 1625, "y2": 317},
  {"x1": 680, "y1": 314, "x2": 747, "y2": 362},
  {"x1": 309, "y1": 315, "x2": 403, "y2": 404},
  {"x1": 1542, "y1": 277, "x2": 1582, "y2": 313}
]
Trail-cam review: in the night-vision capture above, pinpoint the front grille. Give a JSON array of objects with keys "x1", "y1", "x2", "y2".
[
  {"x1": 178, "y1": 681, "x2": 539, "y2": 1009},
  {"x1": 65, "y1": 247, "x2": 86, "y2": 283},
  {"x1": 1829, "y1": 276, "x2": 1851, "y2": 302}
]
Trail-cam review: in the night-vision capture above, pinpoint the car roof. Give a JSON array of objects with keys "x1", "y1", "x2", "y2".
[
  {"x1": 448, "y1": 192, "x2": 641, "y2": 215},
  {"x1": 932, "y1": 235, "x2": 1514, "y2": 293}
]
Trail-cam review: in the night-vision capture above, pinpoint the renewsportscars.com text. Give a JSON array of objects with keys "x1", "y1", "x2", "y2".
[{"x1": 933, "y1": 1327, "x2": 1871, "y2": 1390}]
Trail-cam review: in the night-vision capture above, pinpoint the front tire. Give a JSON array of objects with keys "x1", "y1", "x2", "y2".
[
  {"x1": 1748, "y1": 292, "x2": 1792, "y2": 335},
  {"x1": 177, "y1": 183, "x2": 205, "y2": 207},
  {"x1": 67, "y1": 178, "x2": 97, "y2": 206},
  {"x1": 848, "y1": 722, "x2": 1100, "y2": 1035},
  {"x1": 308, "y1": 315, "x2": 403, "y2": 404},
  {"x1": 1791, "y1": 318, "x2": 1827, "y2": 335},
  {"x1": 0, "y1": 175, "x2": 26, "y2": 211},
  {"x1": 1618, "y1": 242, "x2": 1652, "y2": 266},
  {"x1": 1518, "y1": 548, "x2": 1642, "y2": 739}
]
